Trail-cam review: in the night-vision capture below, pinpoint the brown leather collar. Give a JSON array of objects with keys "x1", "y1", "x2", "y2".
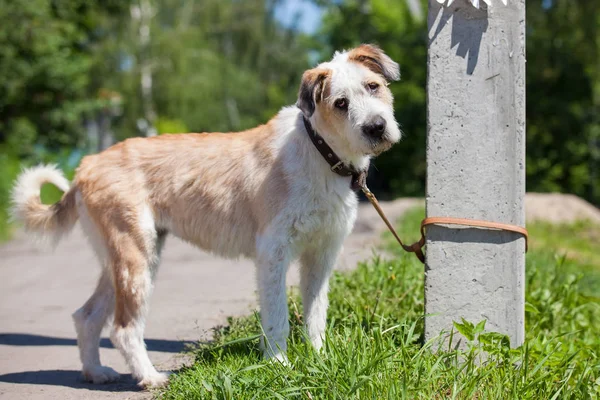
[{"x1": 302, "y1": 116, "x2": 368, "y2": 191}]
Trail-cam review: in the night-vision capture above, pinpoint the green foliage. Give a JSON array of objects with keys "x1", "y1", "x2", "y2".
[
  {"x1": 453, "y1": 318, "x2": 487, "y2": 342},
  {"x1": 156, "y1": 118, "x2": 189, "y2": 135},
  {"x1": 160, "y1": 208, "x2": 600, "y2": 399},
  {"x1": 111, "y1": 0, "x2": 311, "y2": 137},
  {"x1": 0, "y1": 153, "x2": 21, "y2": 241},
  {"x1": 0, "y1": 0, "x2": 132, "y2": 154},
  {"x1": 526, "y1": 0, "x2": 600, "y2": 205},
  {"x1": 527, "y1": 219, "x2": 600, "y2": 296},
  {"x1": 0, "y1": 1, "x2": 125, "y2": 239}
]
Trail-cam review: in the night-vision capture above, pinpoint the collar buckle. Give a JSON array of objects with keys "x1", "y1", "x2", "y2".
[{"x1": 331, "y1": 161, "x2": 344, "y2": 173}]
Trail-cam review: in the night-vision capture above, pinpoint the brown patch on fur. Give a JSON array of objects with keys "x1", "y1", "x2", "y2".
[
  {"x1": 347, "y1": 44, "x2": 400, "y2": 82},
  {"x1": 296, "y1": 68, "x2": 331, "y2": 117},
  {"x1": 110, "y1": 237, "x2": 149, "y2": 328}
]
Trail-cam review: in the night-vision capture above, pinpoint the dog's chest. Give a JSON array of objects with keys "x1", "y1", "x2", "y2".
[{"x1": 289, "y1": 189, "x2": 357, "y2": 242}]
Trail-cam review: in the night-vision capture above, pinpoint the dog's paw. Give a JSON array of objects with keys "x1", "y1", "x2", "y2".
[
  {"x1": 82, "y1": 365, "x2": 121, "y2": 384},
  {"x1": 138, "y1": 371, "x2": 171, "y2": 389}
]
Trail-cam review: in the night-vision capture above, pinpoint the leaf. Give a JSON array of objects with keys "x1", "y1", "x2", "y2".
[
  {"x1": 238, "y1": 364, "x2": 265, "y2": 373},
  {"x1": 201, "y1": 380, "x2": 213, "y2": 392},
  {"x1": 222, "y1": 374, "x2": 233, "y2": 398},
  {"x1": 525, "y1": 302, "x2": 540, "y2": 314},
  {"x1": 474, "y1": 320, "x2": 486, "y2": 335},
  {"x1": 453, "y1": 318, "x2": 474, "y2": 341}
]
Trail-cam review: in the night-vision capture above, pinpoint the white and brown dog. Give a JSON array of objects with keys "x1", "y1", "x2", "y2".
[{"x1": 11, "y1": 44, "x2": 401, "y2": 388}]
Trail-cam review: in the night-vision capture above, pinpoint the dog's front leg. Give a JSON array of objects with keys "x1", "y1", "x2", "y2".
[
  {"x1": 299, "y1": 238, "x2": 343, "y2": 350},
  {"x1": 256, "y1": 237, "x2": 291, "y2": 363}
]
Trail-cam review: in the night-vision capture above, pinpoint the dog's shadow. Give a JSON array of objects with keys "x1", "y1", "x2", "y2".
[
  {"x1": 0, "y1": 332, "x2": 195, "y2": 352},
  {"x1": 0, "y1": 369, "x2": 140, "y2": 392},
  {"x1": 0, "y1": 332, "x2": 196, "y2": 392}
]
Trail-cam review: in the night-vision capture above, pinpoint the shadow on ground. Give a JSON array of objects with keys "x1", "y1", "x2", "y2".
[
  {"x1": 0, "y1": 333, "x2": 195, "y2": 353},
  {"x1": 0, "y1": 333, "x2": 198, "y2": 391},
  {"x1": 0, "y1": 369, "x2": 140, "y2": 392}
]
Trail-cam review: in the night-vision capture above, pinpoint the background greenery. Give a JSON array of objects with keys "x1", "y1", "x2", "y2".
[{"x1": 1, "y1": 0, "x2": 599, "y2": 239}]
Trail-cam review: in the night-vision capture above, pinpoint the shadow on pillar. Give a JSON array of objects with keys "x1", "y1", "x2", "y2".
[
  {"x1": 428, "y1": 1, "x2": 489, "y2": 75},
  {"x1": 424, "y1": 226, "x2": 525, "y2": 271}
]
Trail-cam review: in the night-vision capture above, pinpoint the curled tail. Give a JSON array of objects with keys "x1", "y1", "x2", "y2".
[{"x1": 10, "y1": 164, "x2": 79, "y2": 244}]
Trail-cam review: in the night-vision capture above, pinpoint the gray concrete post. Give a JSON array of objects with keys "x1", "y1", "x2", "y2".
[{"x1": 425, "y1": 0, "x2": 526, "y2": 348}]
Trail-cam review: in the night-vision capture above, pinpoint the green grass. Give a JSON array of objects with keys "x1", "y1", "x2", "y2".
[
  {"x1": 159, "y1": 207, "x2": 600, "y2": 399},
  {"x1": 0, "y1": 153, "x2": 21, "y2": 241},
  {"x1": 526, "y1": 220, "x2": 600, "y2": 296}
]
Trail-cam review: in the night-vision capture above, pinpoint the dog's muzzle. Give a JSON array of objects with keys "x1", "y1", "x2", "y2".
[{"x1": 361, "y1": 116, "x2": 387, "y2": 140}]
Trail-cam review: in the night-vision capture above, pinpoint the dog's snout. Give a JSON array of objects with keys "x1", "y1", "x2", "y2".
[{"x1": 362, "y1": 116, "x2": 387, "y2": 139}]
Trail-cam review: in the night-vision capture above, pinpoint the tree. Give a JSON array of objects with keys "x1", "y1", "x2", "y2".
[
  {"x1": 526, "y1": 0, "x2": 599, "y2": 205},
  {"x1": 0, "y1": 0, "x2": 131, "y2": 157},
  {"x1": 106, "y1": 0, "x2": 312, "y2": 138}
]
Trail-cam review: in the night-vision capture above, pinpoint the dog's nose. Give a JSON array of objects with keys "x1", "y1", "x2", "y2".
[{"x1": 362, "y1": 116, "x2": 387, "y2": 139}]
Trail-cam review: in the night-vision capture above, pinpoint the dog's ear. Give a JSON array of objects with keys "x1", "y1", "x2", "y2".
[
  {"x1": 347, "y1": 44, "x2": 400, "y2": 82},
  {"x1": 296, "y1": 68, "x2": 330, "y2": 118}
]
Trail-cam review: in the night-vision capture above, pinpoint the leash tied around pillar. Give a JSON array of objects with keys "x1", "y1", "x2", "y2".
[{"x1": 360, "y1": 186, "x2": 529, "y2": 264}]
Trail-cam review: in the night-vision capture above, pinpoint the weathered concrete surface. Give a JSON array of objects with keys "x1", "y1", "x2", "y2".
[
  {"x1": 0, "y1": 198, "x2": 420, "y2": 400},
  {"x1": 425, "y1": 0, "x2": 526, "y2": 347}
]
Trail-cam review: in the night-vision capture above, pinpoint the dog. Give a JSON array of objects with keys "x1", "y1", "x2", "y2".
[{"x1": 10, "y1": 44, "x2": 401, "y2": 388}]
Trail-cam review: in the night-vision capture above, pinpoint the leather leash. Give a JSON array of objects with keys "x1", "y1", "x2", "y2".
[
  {"x1": 361, "y1": 185, "x2": 529, "y2": 264},
  {"x1": 361, "y1": 186, "x2": 426, "y2": 263},
  {"x1": 301, "y1": 114, "x2": 529, "y2": 264}
]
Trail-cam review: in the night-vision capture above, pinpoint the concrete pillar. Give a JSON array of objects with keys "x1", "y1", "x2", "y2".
[{"x1": 425, "y1": 0, "x2": 526, "y2": 348}]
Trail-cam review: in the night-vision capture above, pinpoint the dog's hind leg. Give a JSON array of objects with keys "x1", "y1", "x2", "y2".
[
  {"x1": 73, "y1": 200, "x2": 119, "y2": 384},
  {"x1": 72, "y1": 270, "x2": 119, "y2": 384},
  {"x1": 108, "y1": 212, "x2": 169, "y2": 388}
]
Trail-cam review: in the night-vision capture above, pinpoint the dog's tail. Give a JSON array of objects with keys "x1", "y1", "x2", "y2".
[{"x1": 10, "y1": 164, "x2": 79, "y2": 245}]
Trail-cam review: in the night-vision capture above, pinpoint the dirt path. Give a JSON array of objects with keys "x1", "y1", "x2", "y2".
[{"x1": 0, "y1": 199, "x2": 421, "y2": 400}]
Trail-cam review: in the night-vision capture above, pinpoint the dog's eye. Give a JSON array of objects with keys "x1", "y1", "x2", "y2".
[
  {"x1": 334, "y1": 98, "x2": 348, "y2": 110},
  {"x1": 367, "y1": 82, "x2": 379, "y2": 92}
]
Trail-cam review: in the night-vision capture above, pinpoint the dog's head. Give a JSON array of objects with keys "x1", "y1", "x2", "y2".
[{"x1": 297, "y1": 44, "x2": 401, "y2": 161}]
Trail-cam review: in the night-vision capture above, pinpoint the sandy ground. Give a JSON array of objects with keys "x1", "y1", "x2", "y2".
[
  {"x1": 0, "y1": 193, "x2": 598, "y2": 399},
  {"x1": 525, "y1": 192, "x2": 600, "y2": 224}
]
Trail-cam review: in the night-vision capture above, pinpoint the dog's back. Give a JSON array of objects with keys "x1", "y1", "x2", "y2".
[{"x1": 75, "y1": 126, "x2": 283, "y2": 259}]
